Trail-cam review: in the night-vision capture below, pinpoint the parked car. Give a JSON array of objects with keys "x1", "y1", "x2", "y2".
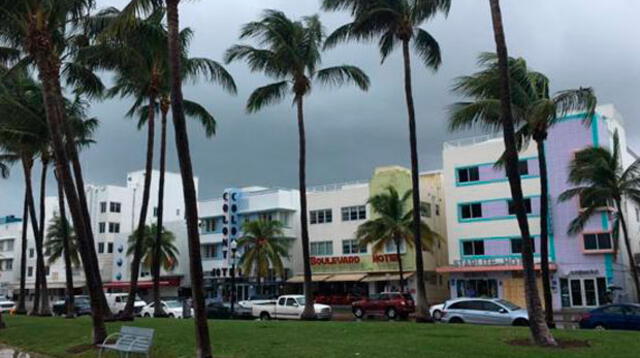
[
  {"x1": 352, "y1": 292, "x2": 415, "y2": 320},
  {"x1": 104, "y1": 293, "x2": 146, "y2": 316},
  {"x1": 140, "y1": 300, "x2": 192, "y2": 318},
  {"x1": 252, "y1": 295, "x2": 332, "y2": 320},
  {"x1": 0, "y1": 300, "x2": 15, "y2": 313},
  {"x1": 52, "y1": 295, "x2": 92, "y2": 317},
  {"x1": 315, "y1": 294, "x2": 363, "y2": 306},
  {"x1": 429, "y1": 302, "x2": 447, "y2": 321},
  {"x1": 237, "y1": 294, "x2": 276, "y2": 312},
  {"x1": 579, "y1": 304, "x2": 640, "y2": 330},
  {"x1": 442, "y1": 298, "x2": 529, "y2": 326}
]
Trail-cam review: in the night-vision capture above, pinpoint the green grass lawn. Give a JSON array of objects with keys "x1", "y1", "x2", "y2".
[{"x1": 1, "y1": 315, "x2": 639, "y2": 358}]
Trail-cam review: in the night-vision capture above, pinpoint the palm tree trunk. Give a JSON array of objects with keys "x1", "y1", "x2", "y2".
[
  {"x1": 37, "y1": 160, "x2": 52, "y2": 316},
  {"x1": 56, "y1": 169, "x2": 75, "y2": 319},
  {"x1": 401, "y1": 38, "x2": 430, "y2": 322},
  {"x1": 21, "y1": 158, "x2": 40, "y2": 316},
  {"x1": 295, "y1": 96, "x2": 314, "y2": 320},
  {"x1": 124, "y1": 95, "x2": 156, "y2": 320},
  {"x1": 536, "y1": 139, "x2": 554, "y2": 327},
  {"x1": 29, "y1": 33, "x2": 107, "y2": 343},
  {"x1": 166, "y1": 1, "x2": 213, "y2": 356},
  {"x1": 615, "y1": 200, "x2": 640, "y2": 300},
  {"x1": 16, "y1": 191, "x2": 28, "y2": 314},
  {"x1": 489, "y1": 0, "x2": 556, "y2": 346},
  {"x1": 153, "y1": 105, "x2": 169, "y2": 318},
  {"x1": 395, "y1": 238, "x2": 405, "y2": 293}
]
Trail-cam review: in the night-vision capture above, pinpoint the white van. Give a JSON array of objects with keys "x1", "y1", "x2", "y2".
[{"x1": 105, "y1": 293, "x2": 146, "y2": 316}]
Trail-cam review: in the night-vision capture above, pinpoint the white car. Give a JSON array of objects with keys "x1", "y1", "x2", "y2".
[
  {"x1": 252, "y1": 295, "x2": 332, "y2": 320},
  {"x1": 104, "y1": 293, "x2": 146, "y2": 316},
  {"x1": 429, "y1": 302, "x2": 446, "y2": 321},
  {"x1": 141, "y1": 300, "x2": 192, "y2": 318},
  {"x1": 0, "y1": 300, "x2": 15, "y2": 313}
]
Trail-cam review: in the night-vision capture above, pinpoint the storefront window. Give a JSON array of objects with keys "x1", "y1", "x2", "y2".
[
  {"x1": 455, "y1": 279, "x2": 497, "y2": 298},
  {"x1": 560, "y1": 279, "x2": 570, "y2": 307},
  {"x1": 570, "y1": 280, "x2": 583, "y2": 306}
]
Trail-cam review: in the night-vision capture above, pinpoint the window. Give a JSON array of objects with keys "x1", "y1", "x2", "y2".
[
  {"x1": 341, "y1": 205, "x2": 366, "y2": 221},
  {"x1": 4, "y1": 259, "x2": 12, "y2": 271},
  {"x1": 153, "y1": 207, "x2": 158, "y2": 217},
  {"x1": 636, "y1": 208, "x2": 639, "y2": 222},
  {"x1": 202, "y1": 218, "x2": 216, "y2": 233},
  {"x1": 27, "y1": 266, "x2": 33, "y2": 277},
  {"x1": 202, "y1": 243, "x2": 223, "y2": 260},
  {"x1": 98, "y1": 242, "x2": 105, "y2": 254},
  {"x1": 98, "y1": 222, "x2": 106, "y2": 233},
  {"x1": 310, "y1": 241, "x2": 333, "y2": 256},
  {"x1": 176, "y1": 208, "x2": 180, "y2": 216},
  {"x1": 583, "y1": 233, "x2": 613, "y2": 251},
  {"x1": 100, "y1": 202, "x2": 107, "y2": 213},
  {"x1": 420, "y1": 202, "x2": 431, "y2": 218},
  {"x1": 29, "y1": 248, "x2": 35, "y2": 258},
  {"x1": 457, "y1": 167, "x2": 480, "y2": 183},
  {"x1": 310, "y1": 209, "x2": 332, "y2": 224},
  {"x1": 508, "y1": 198, "x2": 532, "y2": 215},
  {"x1": 109, "y1": 202, "x2": 121, "y2": 213},
  {"x1": 108, "y1": 222, "x2": 120, "y2": 233},
  {"x1": 259, "y1": 212, "x2": 275, "y2": 221},
  {"x1": 285, "y1": 298, "x2": 297, "y2": 306},
  {"x1": 384, "y1": 240, "x2": 406, "y2": 254},
  {"x1": 481, "y1": 301, "x2": 503, "y2": 312},
  {"x1": 435, "y1": 204, "x2": 440, "y2": 216},
  {"x1": 107, "y1": 242, "x2": 114, "y2": 254},
  {"x1": 462, "y1": 240, "x2": 485, "y2": 256},
  {"x1": 460, "y1": 203, "x2": 482, "y2": 219},
  {"x1": 579, "y1": 194, "x2": 607, "y2": 209},
  {"x1": 510, "y1": 238, "x2": 535, "y2": 254},
  {"x1": 518, "y1": 160, "x2": 529, "y2": 176},
  {"x1": 342, "y1": 239, "x2": 366, "y2": 254}
]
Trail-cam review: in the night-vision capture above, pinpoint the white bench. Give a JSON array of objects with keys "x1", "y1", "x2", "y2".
[{"x1": 98, "y1": 326, "x2": 154, "y2": 358}]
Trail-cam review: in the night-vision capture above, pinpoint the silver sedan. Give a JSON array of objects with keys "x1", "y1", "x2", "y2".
[{"x1": 442, "y1": 298, "x2": 529, "y2": 326}]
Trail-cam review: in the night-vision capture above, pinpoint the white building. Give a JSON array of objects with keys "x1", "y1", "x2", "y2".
[{"x1": 0, "y1": 215, "x2": 22, "y2": 299}]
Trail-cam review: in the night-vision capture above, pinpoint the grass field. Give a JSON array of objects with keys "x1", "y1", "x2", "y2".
[{"x1": 1, "y1": 315, "x2": 639, "y2": 358}]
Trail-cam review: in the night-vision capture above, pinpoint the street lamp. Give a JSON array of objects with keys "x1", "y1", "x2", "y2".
[{"x1": 230, "y1": 240, "x2": 238, "y2": 319}]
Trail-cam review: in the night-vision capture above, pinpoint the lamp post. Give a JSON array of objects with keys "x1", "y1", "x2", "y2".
[{"x1": 230, "y1": 240, "x2": 237, "y2": 319}]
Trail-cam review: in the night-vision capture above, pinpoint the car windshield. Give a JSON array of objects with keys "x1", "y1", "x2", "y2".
[
  {"x1": 402, "y1": 294, "x2": 413, "y2": 301},
  {"x1": 495, "y1": 299, "x2": 521, "y2": 311},
  {"x1": 296, "y1": 297, "x2": 306, "y2": 306},
  {"x1": 165, "y1": 301, "x2": 181, "y2": 309}
]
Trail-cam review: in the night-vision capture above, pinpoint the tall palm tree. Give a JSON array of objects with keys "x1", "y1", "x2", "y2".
[
  {"x1": 449, "y1": 53, "x2": 597, "y2": 326},
  {"x1": 225, "y1": 9, "x2": 369, "y2": 320},
  {"x1": 237, "y1": 220, "x2": 290, "y2": 296},
  {"x1": 487, "y1": 0, "x2": 555, "y2": 346},
  {"x1": 357, "y1": 187, "x2": 438, "y2": 293},
  {"x1": 0, "y1": 0, "x2": 108, "y2": 342},
  {"x1": 126, "y1": 224, "x2": 179, "y2": 274},
  {"x1": 46, "y1": 212, "x2": 80, "y2": 318},
  {"x1": 560, "y1": 132, "x2": 640, "y2": 301},
  {"x1": 321, "y1": 0, "x2": 450, "y2": 321}
]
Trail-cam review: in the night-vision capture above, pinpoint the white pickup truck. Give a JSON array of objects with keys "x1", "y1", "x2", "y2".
[{"x1": 252, "y1": 295, "x2": 332, "y2": 320}]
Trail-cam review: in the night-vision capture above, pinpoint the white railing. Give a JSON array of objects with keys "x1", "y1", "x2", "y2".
[
  {"x1": 307, "y1": 180, "x2": 369, "y2": 193},
  {"x1": 443, "y1": 133, "x2": 503, "y2": 149}
]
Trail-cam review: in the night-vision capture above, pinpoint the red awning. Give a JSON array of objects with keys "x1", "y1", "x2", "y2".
[
  {"x1": 103, "y1": 278, "x2": 180, "y2": 289},
  {"x1": 436, "y1": 263, "x2": 557, "y2": 274}
]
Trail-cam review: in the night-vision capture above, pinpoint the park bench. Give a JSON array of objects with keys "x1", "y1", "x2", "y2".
[{"x1": 98, "y1": 326, "x2": 154, "y2": 358}]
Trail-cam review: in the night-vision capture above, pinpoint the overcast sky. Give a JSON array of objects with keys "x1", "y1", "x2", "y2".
[{"x1": 2, "y1": 0, "x2": 640, "y2": 216}]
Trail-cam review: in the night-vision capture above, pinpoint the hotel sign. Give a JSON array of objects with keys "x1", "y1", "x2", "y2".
[
  {"x1": 453, "y1": 257, "x2": 523, "y2": 267},
  {"x1": 310, "y1": 254, "x2": 400, "y2": 266}
]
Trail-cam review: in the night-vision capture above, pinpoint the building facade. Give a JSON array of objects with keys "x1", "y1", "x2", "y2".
[
  {"x1": 440, "y1": 105, "x2": 640, "y2": 309},
  {"x1": 0, "y1": 215, "x2": 22, "y2": 299},
  {"x1": 297, "y1": 166, "x2": 449, "y2": 303}
]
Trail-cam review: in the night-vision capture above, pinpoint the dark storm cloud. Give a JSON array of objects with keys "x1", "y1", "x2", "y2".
[{"x1": 2, "y1": 0, "x2": 640, "y2": 214}]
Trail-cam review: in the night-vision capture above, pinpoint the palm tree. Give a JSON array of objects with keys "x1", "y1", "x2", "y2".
[
  {"x1": 46, "y1": 212, "x2": 80, "y2": 318},
  {"x1": 449, "y1": 53, "x2": 597, "y2": 326},
  {"x1": 357, "y1": 187, "x2": 438, "y2": 293},
  {"x1": 321, "y1": 0, "x2": 450, "y2": 322},
  {"x1": 225, "y1": 9, "x2": 369, "y2": 320},
  {"x1": 237, "y1": 220, "x2": 290, "y2": 296},
  {"x1": 560, "y1": 132, "x2": 640, "y2": 301},
  {"x1": 487, "y1": 0, "x2": 556, "y2": 346},
  {"x1": 127, "y1": 225, "x2": 179, "y2": 274},
  {"x1": 0, "y1": 1, "x2": 109, "y2": 342}
]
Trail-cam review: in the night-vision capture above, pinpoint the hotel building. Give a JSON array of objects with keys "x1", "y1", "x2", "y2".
[
  {"x1": 439, "y1": 105, "x2": 640, "y2": 309},
  {"x1": 295, "y1": 166, "x2": 450, "y2": 303}
]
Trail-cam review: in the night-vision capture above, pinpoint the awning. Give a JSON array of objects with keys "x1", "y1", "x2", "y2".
[
  {"x1": 325, "y1": 273, "x2": 367, "y2": 282},
  {"x1": 286, "y1": 274, "x2": 333, "y2": 283},
  {"x1": 362, "y1": 272, "x2": 415, "y2": 282},
  {"x1": 103, "y1": 279, "x2": 180, "y2": 289},
  {"x1": 436, "y1": 263, "x2": 557, "y2": 274}
]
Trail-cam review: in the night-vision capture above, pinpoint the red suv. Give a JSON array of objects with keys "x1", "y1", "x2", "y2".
[{"x1": 352, "y1": 292, "x2": 415, "y2": 320}]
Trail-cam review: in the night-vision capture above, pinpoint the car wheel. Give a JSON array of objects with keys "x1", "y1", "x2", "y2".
[
  {"x1": 513, "y1": 318, "x2": 529, "y2": 327},
  {"x1": 353, "y1": 308, "x2": 365, "y2": 319},
  {"x1": 594, "y1": 323, "x2": 607, "y2": 330},
  {"x1": 260, "y1": 312, "x2": 271, "y2": 321},
  {"x1": 144, "y1": 313, "x2": 151, "y2": 318},
  {"x1": 432, "y1": 310, "x2": 442, "y2": 321},
  {"x1": 169, "y1": 313, "x2": 175, "y2": 318},
  {"x1": 449, "y1": 316, "x2": 464, "y2": 324},
  {"x1": 386, "y1": 307, "x2": 398, "y2": 320}
]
